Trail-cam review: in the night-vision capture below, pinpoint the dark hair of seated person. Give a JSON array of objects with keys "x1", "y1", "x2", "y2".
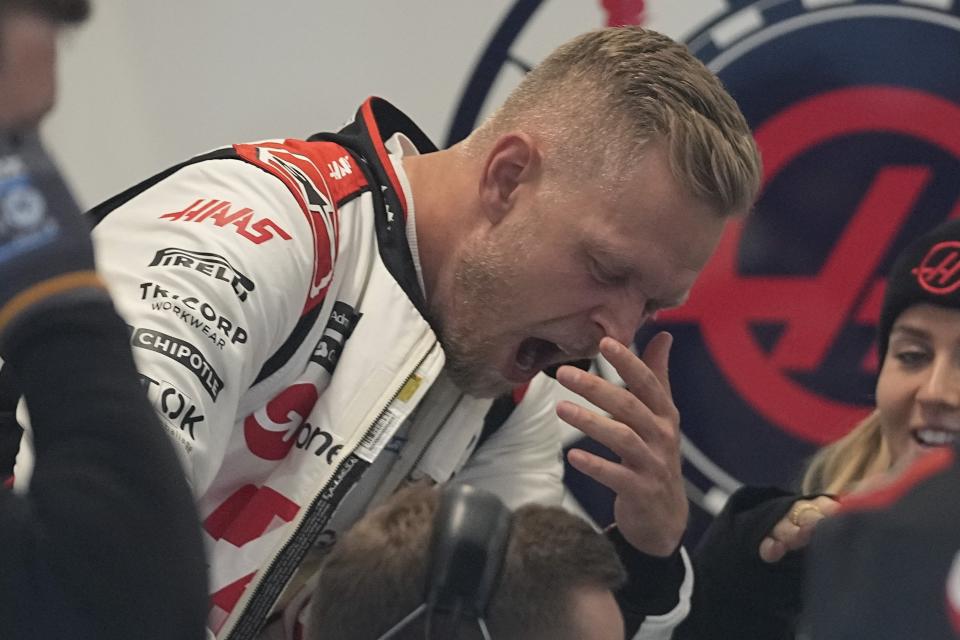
[{"x1": 308, "y1": 484, "x2": 628, "y2": 640}]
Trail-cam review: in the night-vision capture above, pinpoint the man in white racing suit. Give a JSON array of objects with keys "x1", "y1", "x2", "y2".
[{"x1": 15, "y1": 26, "x2": 760, "y2": 640}]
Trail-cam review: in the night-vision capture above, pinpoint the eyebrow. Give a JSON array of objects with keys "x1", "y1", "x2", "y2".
[{"x1": 889, "y1": 324, "x2": 930, "y2": 341}]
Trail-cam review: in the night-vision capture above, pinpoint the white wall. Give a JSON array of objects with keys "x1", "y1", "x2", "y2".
[{"x1": 42, "y1": 0, "x2": 723, "y2": 208}]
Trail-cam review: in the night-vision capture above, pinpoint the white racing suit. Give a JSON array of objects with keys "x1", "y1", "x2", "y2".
[{"x1": 17, "y1": 98, "x2": 692, "y2": 639}]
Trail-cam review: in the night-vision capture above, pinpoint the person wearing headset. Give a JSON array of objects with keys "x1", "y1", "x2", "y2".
[{"x1": 305, "y1": 483, "x2": 627, "y2": 640}]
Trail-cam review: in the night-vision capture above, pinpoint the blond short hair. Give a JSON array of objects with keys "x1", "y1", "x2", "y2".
[
  {"x1": 801, "y1": 410, "x2": 893, "y2": 494},
  {"x1": 468, "y1": 26, "x2": 762, "y2": 217}
]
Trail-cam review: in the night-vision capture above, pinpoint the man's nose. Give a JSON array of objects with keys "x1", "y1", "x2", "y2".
[{"x1": 592, "y1": 298, "x2": 649, "y2": 346}]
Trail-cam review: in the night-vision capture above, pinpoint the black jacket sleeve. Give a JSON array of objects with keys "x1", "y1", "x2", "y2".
[
  {"x1": 0, "y1": 363, "x2": 21, "y2": 478},
  {"x1": 0, "y1": 302, "x2": 207, "y2": 640},
  {"x1": 607, "y1": 525, "x2": 687, "y2": 635},
  {"x1": 673, "y1": 486, "x2": 814, "y2": 640}
]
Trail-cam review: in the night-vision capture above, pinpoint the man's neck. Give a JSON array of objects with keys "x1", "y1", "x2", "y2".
[{"x1": 401, "y1": 146, "x2": 477, "y2": 308}]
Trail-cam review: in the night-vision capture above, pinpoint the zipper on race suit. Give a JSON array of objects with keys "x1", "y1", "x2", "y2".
[{"x1": 220, "y1": 335, "x2": 442, "y2": 640}]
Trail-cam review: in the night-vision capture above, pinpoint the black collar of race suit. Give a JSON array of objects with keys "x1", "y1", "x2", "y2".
[{"x1": 307, "y1": 97, "x2": 438, "y2": 315}]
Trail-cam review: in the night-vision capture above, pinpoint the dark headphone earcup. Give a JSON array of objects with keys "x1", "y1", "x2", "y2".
[{"x1": 424, "y1": 484, "x2": 512, "y2": 618}]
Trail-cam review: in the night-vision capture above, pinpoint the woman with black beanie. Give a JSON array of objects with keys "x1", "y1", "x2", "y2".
[{"x1": 676, "y1": 218, "x2": 960, "y2": 640}]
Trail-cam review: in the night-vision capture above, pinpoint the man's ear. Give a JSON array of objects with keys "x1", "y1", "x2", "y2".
[{"x1": 478, "y1": 133, "x2": 541, "y2": 224}]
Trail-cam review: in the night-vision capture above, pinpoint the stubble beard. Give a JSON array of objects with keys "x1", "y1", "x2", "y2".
[{"x1": 431, "y1": 235, "x2": 524, "y2": 398}]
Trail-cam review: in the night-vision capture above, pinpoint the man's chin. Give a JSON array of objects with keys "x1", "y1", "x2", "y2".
[
  {"x1": 446, "y1": 366, "x2": 518, "y2": 399},
  {"x1": 455, "y1": 378, "x2": 517, "y2": 399}
]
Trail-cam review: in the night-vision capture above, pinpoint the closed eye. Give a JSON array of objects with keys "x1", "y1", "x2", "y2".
[
  {"x1": 589, "y1": 256, "x2": 628, "y2": 287},
  {"x1": 644, "y1": 299, "x2": 666, "y2": 315}
]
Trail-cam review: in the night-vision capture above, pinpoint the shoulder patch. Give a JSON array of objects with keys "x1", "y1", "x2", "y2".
[{"x1": 234, "y1": 140, "x2": 368, "y2": 313}]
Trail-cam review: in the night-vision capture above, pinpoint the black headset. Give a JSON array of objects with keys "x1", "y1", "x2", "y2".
[{"x1": 375, "y1": 484, "x2": 513, "y2": 640}]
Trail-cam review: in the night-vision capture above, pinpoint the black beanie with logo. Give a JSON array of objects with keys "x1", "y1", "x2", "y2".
[{"x1": 877, "y1": 218, "x2": 960, "y2": 367}]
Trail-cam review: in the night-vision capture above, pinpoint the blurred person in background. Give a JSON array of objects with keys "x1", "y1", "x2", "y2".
[
  {"x1": 676, "y1": 217, "x2": 960, "y2": 639},
  {"x1": 0, "y1": 1, "x2": 207, "y2": 638},
  {"x1": 804, "y1": 438, "x2": 960, "y2": 639},
  {"x1": 0, "y1": 0, "x2": 99, "y2": 477}
]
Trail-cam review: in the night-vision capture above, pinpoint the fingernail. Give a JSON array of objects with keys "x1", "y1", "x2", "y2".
[
  {"x1": 556, "y1": 366, "x2": 579, "y2": 386},
  {"x1": 601, "y1": 338, "x2": 621, "y2": 355},
  {"x1": 567, "y1": 449, "x2": 589, "y2": 468},
  {"x1": 556, "y1": 401, "x2": 577, "y2": 421}
]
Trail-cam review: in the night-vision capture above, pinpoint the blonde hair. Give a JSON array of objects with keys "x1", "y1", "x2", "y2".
[
  {"x1": 801, "y1": 410, "x2": 893, "y2": 494},
  {"x1": 466, "y1": 26, "x2": 762, "y2": 217}
]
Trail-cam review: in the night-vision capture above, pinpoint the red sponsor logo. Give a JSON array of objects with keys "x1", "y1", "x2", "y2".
[
  {"x1": 235, "y1": 141, "x2": 346, "y2": 313},
  {"x1": 204, "y1": 484, "x2": 301, "y2": 547},
  {"x1": 160, "y1": 198, "x2": 292, "y2": 245},
  {"x1": 204, "y1": 483, "x2": 302, "y2": 631},
  {"x1": 209, "y1": 572, "x2": 255, "y2": 633},
  {"x1": 913, "y1": 241, "x2": 960, "y2": 295},
  {"x1": 243, "y1": 383, "x2": 319, "y2": 460}
]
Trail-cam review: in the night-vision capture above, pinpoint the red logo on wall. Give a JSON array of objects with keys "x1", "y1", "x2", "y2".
[{"x1": 661, "y1": 86, "x2": 960, "y2": 444}]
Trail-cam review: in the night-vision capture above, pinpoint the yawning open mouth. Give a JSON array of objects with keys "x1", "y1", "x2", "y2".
[{"x1": 515, "y1": 337, "x2": 562, "y2": 373}]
